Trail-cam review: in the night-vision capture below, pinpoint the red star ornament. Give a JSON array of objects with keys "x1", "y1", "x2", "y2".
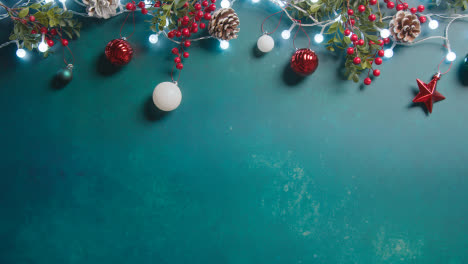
[{"x1": 412, "y1": 72, "x2": 445, "y2": 113}]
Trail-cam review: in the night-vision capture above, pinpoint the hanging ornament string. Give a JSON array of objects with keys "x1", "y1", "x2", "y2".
[
  {"x1": 261, "y1": 10, "x2": 284, "y2": 35},
  {"x1": 119, "y1": 11, "x2": 136, "y2": 39},
  {"x1": 292, "y1": 19, "x2": 310, "y2": 50},
  {"x1": 63, "y1": 45, "x2": 75, "y2": 66},
  {"x1": 437, "y1": 46, "x2": 453, "y2": 75}
]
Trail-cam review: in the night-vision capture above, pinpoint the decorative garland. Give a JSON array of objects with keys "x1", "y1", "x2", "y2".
[{"x1": 0, "y1": 0, "x2": 467, "y2": 114}]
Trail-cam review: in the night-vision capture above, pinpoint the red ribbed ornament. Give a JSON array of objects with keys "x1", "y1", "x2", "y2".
[
  {"x1": 290, "y1": 48, "x2": 319, "y2": 76},
  {"x1": 105, "y1": 39, "x2": 134, "y2": 65}
]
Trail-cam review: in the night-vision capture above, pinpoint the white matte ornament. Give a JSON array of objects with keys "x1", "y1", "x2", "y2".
[
  {"x1": 152, "y1": 82, "x2": 182, "y2": 111},
  {"x1": 257, "y1": 34, "x2": 274, "y2": 53}
]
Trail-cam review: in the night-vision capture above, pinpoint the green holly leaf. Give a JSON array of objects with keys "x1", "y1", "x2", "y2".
[
  {"x1": 30, "y1": 3, "x2": 41, "y2": 9},
  {"x1": 18, "y1": 7, "x2": 29, "y2": 18}
]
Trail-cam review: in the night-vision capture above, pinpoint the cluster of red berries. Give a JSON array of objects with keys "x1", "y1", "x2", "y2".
[
  {"x1": 27, "y1": 15, "x2": 69, "y2": 47},
  {"x1": 126, "y1": 1, "x2": 149, "y2": 15},
  {"x1": 162, "y1": 0, "x2": 216, "y2": 71},
  {"x1": 384, "y1": 1, "x2": 427, "y2": 23}
]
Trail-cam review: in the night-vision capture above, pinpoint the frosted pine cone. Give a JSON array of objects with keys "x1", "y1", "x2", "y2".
[
  {"x1": 208, "y1": 8, "x2": 240, "y2": 41},
  {"x1": 83, "y1": 0, "x2": 119, "y2": 19},
  {"x1": 389, "y1": 11, "x2": 421, "y2": 43}
]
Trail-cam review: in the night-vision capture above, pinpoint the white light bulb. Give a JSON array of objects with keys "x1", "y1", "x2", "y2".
[
  {"x1": 281, "y1": 30, "x2": 291, "y2": 39},
  {"x1": 149, "y1": 34, "x2": 159, "y2": 44},
  {"x1": 429, "y1": 20, "x2": 439, "y2": 30},
  {"x1": 220, "y1": 0, "x2": 230, "y2": 8},
  {"x1": 38, "y1": 42, "x2": 48, "y2": 52},
  {"x1": 220, "y1": 40, "x2": 229, "y2": 50},
  {"x1": 311, "y1": 0, "x2": 318, "y2": 2},
  {"x1": 380, "y1": 29, "x2": 390, "y2": 38},
  {"x1": 252, "y1": 0, "x2": 260, "y2": 3},
  {"x1": 446, "y1": 51, "x2": 456, "y2": 62},
  {"x1": 384, "y1": 48, "x2": 393, "y2": 58},
  {"x1": 314, "y1": 34, "x2": 324, "y2": 43},
  {"x1": 16, "y1": 48, "x2": 26, "y2": 58}
]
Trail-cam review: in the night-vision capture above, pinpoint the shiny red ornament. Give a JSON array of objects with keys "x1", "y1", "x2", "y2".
[
  {"x1": 290, "y1": 49, "x2": 319, "y2": 76},
  {"x1": 105, "y1": 39, "x2": 134, "y2": 66},
  {"x1": 412, "y1": 73, "x2": 445, "y2": 113}
]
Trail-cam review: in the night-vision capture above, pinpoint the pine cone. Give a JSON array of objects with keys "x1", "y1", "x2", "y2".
[
  {"x1": 208, "y1": 8, "x2": 240, "y2": 41},
  {"x1": 389, "y1": 11, "x2": 421, "y2": 43},
  {"x1": 83, "y1": 0, "x2": 118, "y2": 19}
]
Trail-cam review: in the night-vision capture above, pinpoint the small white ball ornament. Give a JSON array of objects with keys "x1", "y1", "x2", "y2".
[
  {"x1": 257, "y1": 34, "x2": 274, "y2": 53},
  {"x1": 152, "y1": 82, "x2": 182, "y2": 111}
]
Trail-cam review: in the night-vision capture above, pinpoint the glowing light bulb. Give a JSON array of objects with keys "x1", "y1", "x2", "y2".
[
  {"x1": 220, "y1": 40, "x2": 229, "y2": 50},
  {"x1": 380, "y1": 29, "x2": 390, "y2": 38},
  {"x1": 384, "y1": 48, "x2": 393, "y2": 58},
  {"x1": 446, "y1": 51, "x2": 456, "y2": 62},
  {"x1": 429, "y1": 20, "x2": 439, "y2": 30},
  {"x1": 38, "y1": 42, "x2": 48, "y2": 52},
  {"x1": 314, "y1": 34, "x2": 324, "y2": 43},
  {"x1": 311, "y1": 0, "x2": 318, "y2": 2},
  {"x1": 252, "y1": 0, "x2": 260, "y2": 3},
  {"x1": 220, "y1": 0, "x2": 230, "y2": 8},
  {"x1": 16, "y1": 48, "x2": 26, "y2": 58},
  {"x1": 149, "y1": 34, "x2": 159, "y2": 44},
  {"x1": 281, "y1": 30, "x2": 291, "y2": 39}
]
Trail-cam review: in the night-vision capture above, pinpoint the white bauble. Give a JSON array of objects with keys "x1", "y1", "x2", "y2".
[
  {"x1": 257, "y1": 34, "x2": 274, "y2": 53},
  {"x1": 152, "y1": 82, "x2": 182, "y2": 111}
]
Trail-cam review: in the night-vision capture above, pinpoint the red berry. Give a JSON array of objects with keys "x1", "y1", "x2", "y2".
[
  {"x1": 154, "y1": 1, "x2": 161, "y2": 7},
  {"x1": 171, "y1": 47, "x2": 179, "y2": 55},
  {"x1": 192, "y1": 22, "x2": 198, "y2": 28},
  {"x1": 373, "y1": 69, "x2": 381, "y2": 76},
  {"x1": 369, "y1": 0, "x2": 377, "y2": 5},
  {"x1": 182, "y1": 28, "x2": 190, "y2": 36},
  {"x1": 183, "y1": 52, "x2": 189, "y2": 58},
  {"x1": 194, "y1": 16, "x2": 201, "y2": 21},
  {"x1": 31, "y1": 29, "x2": 37, "y2": 34},
  {"x1": 358, "y1": 5, "x2": 366, "y2": 12},
  {"x1": 183, "y1": 2, "x2": 189, "y2": 8},
  {"x1": 174, "y1": 57, "x2": 181, "y2": 63},
  {"x1": 347, "y1": 9, "x2": 354, "y2": 16},
  {"x1": 374, "y1": 57, "x2": 383, "y2": 65},
  {"x1": 184, "y1": 40, "x2": 191, "y2": 47},
  {"x1": 126, "y1": 3, "x2": 135, "y2": 10},
  {"x1": 137, "y1": 1, "x2": 145, "y2": 8},
  {"x1": 350, "y1": 34, "x2": 358, "y2": 41},
  {"x1": 29, "y1": 15, "x2": 35, "y2": 22},
  {"x1": 168, "y1": 31, "x2": 175, "y2": 38},
  {"x1": 378, "y1": 50, "x2": 385, "y2": 57},
  {"x1": 211, "y1": 0, "x2": 216, "y2": 2},
  {"x1": 181, "y1": 20, "x2": 189, "y2": 26},
  {"x1": 47, "y1": 39, "x2": 54, "y2": 47},
  {"x1": 40, "y1": 27, "x2": 47, "y2": 34},
  {"x1": 396, "y1": 4, "x2": 404, "y2": 10},
  {"x1": 209, "y1": 4, "x2": 216, "y2": 11},
  {"x1": 191, "y1": 27, "x2": 198, "y2": 33},
  {"x1": 141, "y1": 8, "x2": 148, "y2": 14},
  {"x1": 175, "y1": 31, "x2": 182, "y2": 37},
  {"x1": 344, "y1": 29, "x2": 351, "y2": 36},
  {"x1": 199, "y1": 22, "x2": 206, "y2": 29},
  {"x1": 194, "y1": 3, "x2": 202, "y2": 10},
  {"x1": 204, "y1": 13, "x2": 211, "y2": 20},
  {"x1": 346, "y1": 47, "x2": 354, "y2": 55},
  {"x1": 202, "y1": 0, "x2": 208, "y2": 6},
  {"x1": 417, "y1": 5, "x2": 425, "y2": 12},
  {"x1": 183, "y1": 16, "x2": 190, "y2": 22},
  {"x1": 197, "y1": 10, "x2": 204, "y2": 17},
  {"x1": 176, "y1": 63, "x2": 184, "y2": 70},
  {"x1": 403, "y1": 3, "x2": 409, "y2": 9},
  {"x1": 50, "y1": 28, "x2": 57, "y2": 35},
  {"x1": 410, "y1": 7, "x2": 417, "y2": 13},
  {"x1": 383, "y1": 37, "x2": 390, "y2": 44},
  {"x1": 419, "y1": 16, "x2": 426, "y2": 23},
  {"x1": 387, "y1": 1, "x2": 394, "y2": 8},
  {"x1": 364, "y1": 77, "x2": 372, "y2": 85},
  {"x1": 357, "y1": 39, "x2": 364, "y2": 46},
  {"x1": 353, "y1": 57, "x2": 361, "y2": 65},
  {"x1": 349, "y1": 18, "x2": 355, "y2": 25},
  {"x1": 61, "y1": 39, "x2": 69, "y2": 46},
  {"x1": 368, "y1": 14, "x2": 376, "y2": 21}
]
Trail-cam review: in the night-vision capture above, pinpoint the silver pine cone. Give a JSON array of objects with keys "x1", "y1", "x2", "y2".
[
  {"x1": 82, "y1": 0, "x2": 119, "y2": 19},
  {"x1": 208, "y1": 8, "x2": 240, "y2": 41},
  {"x1": 389, "y1": 11, "x2": 421, "y2": 43}
]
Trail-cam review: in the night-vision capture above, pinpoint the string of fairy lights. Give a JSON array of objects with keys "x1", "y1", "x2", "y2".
[{"x1": 0, "y1": 0, "x2": 467, "y2": 63}]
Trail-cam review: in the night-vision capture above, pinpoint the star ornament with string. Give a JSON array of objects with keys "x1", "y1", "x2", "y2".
[{"x1": 412, "y1": 72, "x2": 445, "y2": 113}]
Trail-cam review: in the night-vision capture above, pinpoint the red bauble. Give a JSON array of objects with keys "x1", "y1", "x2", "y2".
[
  {"x1": 105, "y1": 39, "x2": 134, "y2": 66},
  {"x1": 290, "y1": 49, "x2": 319, "y2": 76}
]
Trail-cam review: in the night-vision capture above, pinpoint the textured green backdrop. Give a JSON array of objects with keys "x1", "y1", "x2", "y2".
[{"x1": 1, "y1": 1, "x2": 468, "y2": 263}]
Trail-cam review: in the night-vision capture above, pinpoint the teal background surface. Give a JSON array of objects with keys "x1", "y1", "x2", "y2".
[{"x1": 1, "y1": 1, "x2": 468, "y2": 263}]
